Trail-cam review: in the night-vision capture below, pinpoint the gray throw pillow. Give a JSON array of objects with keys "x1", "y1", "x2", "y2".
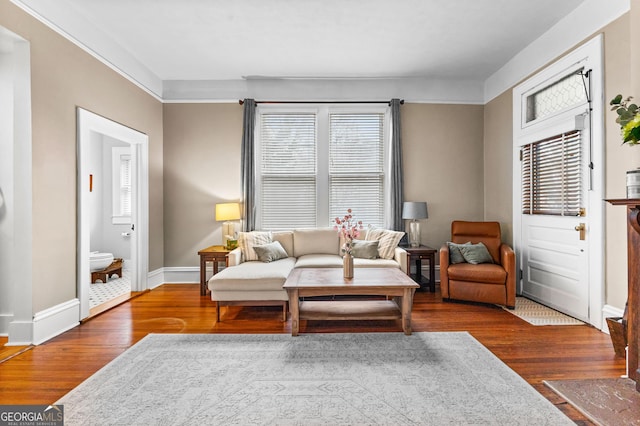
[
  {"x1": 447, "y1": 242, "x2": 471, "y2": 264},
  {"x1": 351, "y1": 240, "x2": 379, "y2": 259},
  {"x1": 253, "y1": 241, "x2": 289, "y2": 263},
  {"x1": 458, "y1": 242, "x2": 494, "y2": 264}
]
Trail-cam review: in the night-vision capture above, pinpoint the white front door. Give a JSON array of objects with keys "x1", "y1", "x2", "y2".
[{"x1": 513, "y1": 35, "x2": 604, "y2": 328}]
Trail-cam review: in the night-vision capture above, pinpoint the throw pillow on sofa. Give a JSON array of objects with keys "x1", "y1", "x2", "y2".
[
  {"x1": 366, "y1": 229, "x2": 404, "y2": 259},
  {"x1": 238, "y1": 231, "x2": 272, "y2": 262},
  {"x1": 253, "y1": 241, "x2": 289, "y2": 262},
  {"x1": 458, "y1": 242, "x2": 494, "y2": 264},
  {"x1": 351, "y1": 240, "x2": 379, "y2": 259}
]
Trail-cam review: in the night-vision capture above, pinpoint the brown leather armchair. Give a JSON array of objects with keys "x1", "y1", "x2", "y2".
[{"x1": 440, "y1": 221, "x2": 516, "y2": 309}]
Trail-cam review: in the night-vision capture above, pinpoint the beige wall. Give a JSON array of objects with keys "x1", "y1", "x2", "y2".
[
  {"x1": 162, "y1": 103, "x2": 485, "y2": 267},
  {"x1": 402, "y1": 104, "x2": 485, "y2": 251},
  {"x1": 163, "y1": 103, "x2": 242, "y2": 266},
  {"x1": 483, "y1": 91, "x2": 513, "y2": 244},
  {"x1": 0, "y1": 1, "x2": 164, "y2": 312}
]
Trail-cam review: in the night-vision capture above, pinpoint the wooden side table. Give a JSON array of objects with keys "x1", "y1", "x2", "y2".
[
  {"x1": 198, "y1": 245, "x2": 230, "y2": 296},
  {"x1": 402, "y1": 245, "x2": 437, "y2": 292}
]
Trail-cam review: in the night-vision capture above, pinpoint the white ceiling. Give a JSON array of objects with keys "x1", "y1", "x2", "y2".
[{"x1": 14, "y1": 0, "x2": 599, "y2": 101}]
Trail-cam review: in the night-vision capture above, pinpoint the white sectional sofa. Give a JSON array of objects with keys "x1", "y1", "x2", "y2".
[{"x1": 208, "y1": 228, "x2": 407, "y2": 321}]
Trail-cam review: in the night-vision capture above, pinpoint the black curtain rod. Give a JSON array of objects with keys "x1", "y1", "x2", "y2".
[{"x1": 239, "y1": 99, "x2": 404, "y2": 106}]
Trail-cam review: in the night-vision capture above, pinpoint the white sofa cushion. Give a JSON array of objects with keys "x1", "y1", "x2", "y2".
[
  {"x1": 293, "y1": 228, "x2": 339, "y2": 257},
  {"x1": 272, "y1": 231, "x2": 294, "y2": 257},
  {"x1": 353, "y1": 258, "x2": 400, "y2": 268},
  {"x1": 209, "y1": 257, "x2": 296, "y2": 291},
  {"x1": 294, "y1": 254, "x2": 343, "y2": 268}
]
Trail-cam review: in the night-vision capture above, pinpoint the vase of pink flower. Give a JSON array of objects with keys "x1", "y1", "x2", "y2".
[{"x1": 333, "y1": 209, "x2": 363, "y2": 279}]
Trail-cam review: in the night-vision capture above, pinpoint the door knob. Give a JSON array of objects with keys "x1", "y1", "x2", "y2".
[{"x1": 575, "y1": 223, "x2": 586, "y2": 240}]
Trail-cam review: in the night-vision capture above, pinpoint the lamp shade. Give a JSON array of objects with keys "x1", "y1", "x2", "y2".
[
  {"x1": 215, "y1": 202, "x2": 241, "y2": 221},
  {"x1": 402, "y1": 201, "x2": 428, "y2": 220}
]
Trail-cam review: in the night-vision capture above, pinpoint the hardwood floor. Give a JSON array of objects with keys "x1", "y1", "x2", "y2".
[{"x1": 0, "y1": 284, "x2": 625, "y2": 424}]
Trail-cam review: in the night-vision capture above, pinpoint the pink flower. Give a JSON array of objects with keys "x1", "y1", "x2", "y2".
[{"x1": 333, "y1": 209, "x2": 365, "y2": 255}]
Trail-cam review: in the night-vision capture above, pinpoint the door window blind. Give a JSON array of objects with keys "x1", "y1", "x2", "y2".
[
  {"x1": 329, "y1": 113, "x2": 384, "y2": 227},
  {"x1": 521, "y1": 130, "x2": 582, "y2": 215},
  {"x1": 259, "y1": 113, "x2": 317, "y2": 229}
]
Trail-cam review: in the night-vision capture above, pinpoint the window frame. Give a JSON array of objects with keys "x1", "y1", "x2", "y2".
[{"x1": 255, "y1": 104, "x2": 390, "y2": 230}]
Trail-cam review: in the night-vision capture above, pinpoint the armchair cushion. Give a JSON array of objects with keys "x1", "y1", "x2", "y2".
[
  {"x1": 446, "y1": 241, "x2": 471, "y2": 264},
  {"x1": 459, "y1": 242, "x2": 494, "y2": 264},
  {"x1": 447, "y1": 263, "x2": 507, "y2": 284}
]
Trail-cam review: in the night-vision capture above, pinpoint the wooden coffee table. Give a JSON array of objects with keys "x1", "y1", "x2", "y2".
[{"x1": 283, "y1": 268, "x2": 420, "y2": 336}]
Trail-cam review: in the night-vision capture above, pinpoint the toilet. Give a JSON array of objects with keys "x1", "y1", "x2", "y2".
[{"x1": 90, "y1": 251, "x2": 115, "y2": 272}]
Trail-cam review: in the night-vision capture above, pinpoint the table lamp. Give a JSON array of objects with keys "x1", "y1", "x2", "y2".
[
  {"x1": 402, "y1": 201, "x2": 428, "y2": 247},
  {"x1": 215, "y1": 202, "x2": 241, "y2": 245}
]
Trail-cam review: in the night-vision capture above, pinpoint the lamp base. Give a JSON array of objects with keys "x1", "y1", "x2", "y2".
[
  {"x1": 222, "y1": 221, "x2": 236, "y2": 243},
  {"x1": 409, "y1": 221, "x2": 421, "y2": 247}
]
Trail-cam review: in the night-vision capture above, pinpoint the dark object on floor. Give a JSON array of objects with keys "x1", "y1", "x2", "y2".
[
  {"x1": 91, "y1": 258, "x2": 123, "y2": 284},
  {"x1": 607, "y1": 316, "x2": 628, "y2": 358},
  {"x1": 545, "y1": 378, "x2": 640, "y2": 426}
]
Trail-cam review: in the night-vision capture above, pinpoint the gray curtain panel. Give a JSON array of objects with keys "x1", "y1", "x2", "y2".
[
  {"x1": 241, "y1": 99, "x2": 256, "y2": 231},
  {"x1": 389, "y1": 98, "x2": 404, "y2": 232}
]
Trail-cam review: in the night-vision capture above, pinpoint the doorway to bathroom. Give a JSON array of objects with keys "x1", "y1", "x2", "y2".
[{"x1": 77, "y1": 108, "x2": 149, "y2": 320}]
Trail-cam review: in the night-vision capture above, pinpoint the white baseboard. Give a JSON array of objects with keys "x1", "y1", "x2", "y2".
[
  {"x1": 162, "y1": 267, "x2": 200, "y2": 284},
  {"x1": 32, "y1": 299, "x2": 80, "y2": 345},
  {"x1": 152, "y1": 266, "x2": 224, "y2": 287},
  {"x1": 601, "y1": 304, "x2": 625, "y2": 334},
  {"x1": 147, "y1": 267, "x2": 166, "y2": 289}
]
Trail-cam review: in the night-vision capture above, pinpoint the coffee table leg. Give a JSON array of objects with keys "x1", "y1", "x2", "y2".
[
  {"x1": 401, "y1": 288, "x2": 413, "y2": 335},
  {"x1": 289, "y1": 289, "x2": 299, "y2": 336}
]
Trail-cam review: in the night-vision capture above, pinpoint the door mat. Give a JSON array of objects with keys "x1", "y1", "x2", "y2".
[
  {"x1": 501, "y1": 297, "x2": 584, "y2": 326},
  {"x1": 545, "y1": 378, "x2": 640, "y2": 426}
]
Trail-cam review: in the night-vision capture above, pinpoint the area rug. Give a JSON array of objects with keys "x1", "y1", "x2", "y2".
[
  {"x1": 545, "y1": 378, "x2": 640, "y2": 426},
  {"x1": 57, "y1": 332, "x2": 572, "y2": 425},
  {"x1": 501, "y1": 297, "x2": 584, "y2": 326}
]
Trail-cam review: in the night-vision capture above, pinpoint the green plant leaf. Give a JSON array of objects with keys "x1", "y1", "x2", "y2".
[{"x1": 611, "y1": 94, "x2": 623, "y2": 105}]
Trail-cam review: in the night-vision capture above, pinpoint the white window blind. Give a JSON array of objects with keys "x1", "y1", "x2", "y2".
[
  {"x1": 329, "y1": 113, "x2": 384, "y2": 227},
  {"x1": 259, "y1": 113, "x2": 317, "y2": 229},
  {"x1": 521, "y1": 130, "x2": 582, "y2": 215}
]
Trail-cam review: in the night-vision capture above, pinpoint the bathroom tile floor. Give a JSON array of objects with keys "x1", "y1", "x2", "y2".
[{"x1": 89, "y1": 269, "x2": 130, "y2": 309}]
